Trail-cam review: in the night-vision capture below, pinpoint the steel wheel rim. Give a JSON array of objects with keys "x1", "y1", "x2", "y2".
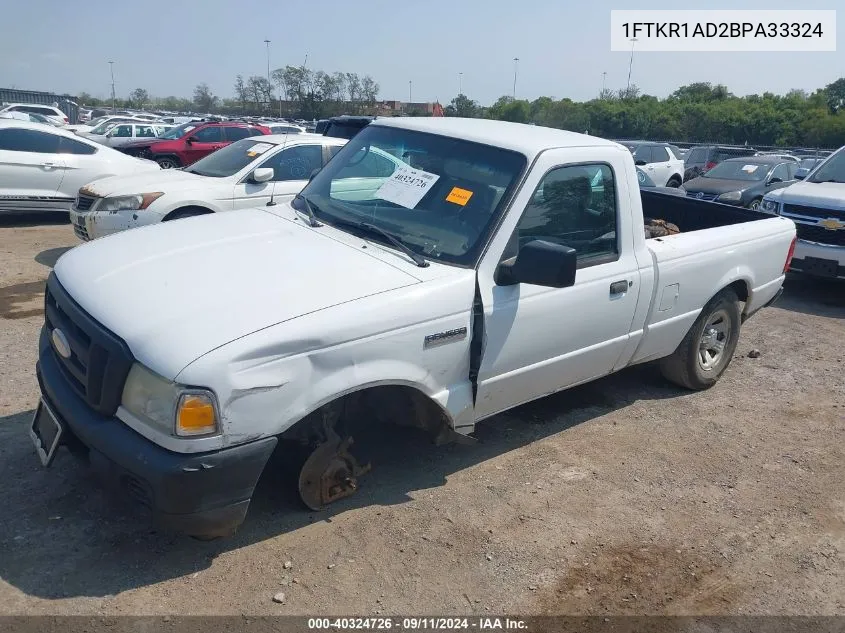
[
  {"x1": 749, "y1": 199, "x2": 760, "y2": 210},
  {"x1": 698, "y1": 308, "x2": 731, "y2": 371},
  {"x1": 158, "y1": 159, "x2": 175, "y2": 169}
]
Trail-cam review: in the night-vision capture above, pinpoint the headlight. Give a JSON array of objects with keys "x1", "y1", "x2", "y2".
[
  {"x1": 760, "y1": 198, "x2": 780, "y2": 214},
  {"x1": 717, "y1": 190, "x2": 742, "y2": 202},
  {"x1": 97, "y1": 192, "x2": 163, "y2": 212},
  {"x1": 121, "y1": 363, "x2": 219, "y2": 437}
]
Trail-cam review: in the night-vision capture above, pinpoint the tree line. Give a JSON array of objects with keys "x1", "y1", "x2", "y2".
[
  {"x1": 446, "y1": 79, "x2": 845, "y2": 149},
  {"x1": 78, "y1": 66, "x2": 380, "y2": 121}
]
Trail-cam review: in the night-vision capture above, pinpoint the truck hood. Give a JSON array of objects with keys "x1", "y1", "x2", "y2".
[
  {"x1": 765, "y1": 180, "x2": 845, "y2": 210},
  {"x1": 82, "y1": 169, "x2": 207, "y2": 197},
  {"x1": 53, "y1": 209, "x2": 421, "y2": 379}
]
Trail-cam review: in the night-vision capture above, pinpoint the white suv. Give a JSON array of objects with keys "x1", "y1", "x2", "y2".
[{"x1": 0, "y1": 103, "x2": 69, "y2": 125}]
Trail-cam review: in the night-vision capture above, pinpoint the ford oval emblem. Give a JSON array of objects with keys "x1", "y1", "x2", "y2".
[
  {"x1": 696, "y1": 192, "x2": 704, "y2": 199},
  {"x1": 51, "y1": 329, "x2": 72, "y2": 359}
]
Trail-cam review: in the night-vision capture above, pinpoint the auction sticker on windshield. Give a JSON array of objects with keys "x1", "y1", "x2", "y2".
[
  {"x1": 446, "y1": 186, "x2": 474, "y2": 206},
  {"x1": 742, "y1": 164, "x2": 759, "y2": 173},
  {"x1": 247, "y1": 143, "x2": 273, "y2": 157},
  {"x1": 375, "y1": 166, "x2": 440, "y2": 209}
]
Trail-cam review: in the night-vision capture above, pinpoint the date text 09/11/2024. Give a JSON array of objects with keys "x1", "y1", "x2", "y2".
[
  {"x1": 622, "y1": 21, "x2": 824, "y2": 39},
  {"x1": 307, "y1": 617, "x2": 528, "y2": 630}
]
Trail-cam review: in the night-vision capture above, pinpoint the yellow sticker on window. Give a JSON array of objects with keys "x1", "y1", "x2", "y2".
[{"x1": 446, "y1": 187, "x2": 473, "y2": 206}]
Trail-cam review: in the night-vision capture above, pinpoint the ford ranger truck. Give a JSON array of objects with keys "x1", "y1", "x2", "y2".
[
  {"x1": 32, "y1": 118, "x2": 797, "y2": 538},
  {"x1": 760, "y1": 145, "x2": 845, "y2": 279}
]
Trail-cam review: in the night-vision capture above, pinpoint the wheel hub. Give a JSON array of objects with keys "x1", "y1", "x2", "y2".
[{"x1": 297, "y1": 435, "x2": 371, "y2": 511}]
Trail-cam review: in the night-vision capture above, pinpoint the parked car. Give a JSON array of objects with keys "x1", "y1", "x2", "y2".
[
  {"x1": 87, "y1": 123, "x2": 175, "y2": 148},
  {"x1": 0, "y1": 111, "x2": 63, "y2": 127},
  {"x1": 754, "y1": 152, "x2": 799, "y2": 163},
  {"x1": 622, "y1": 141, "x2": 685, "y2": 187},
  {"x1": 794, "y1": 157, "x2": 824, "y2": 180},
  {"x1": 0, "y1": 120, "x2": 160, "y2": 214},
  {"x1": 70, "y1": 134, "x2": 348, "y2": 240},
  {"x1": 322, "y1": 115, "x2": 374, "y2": 139},
  {"x1": 69, "y1": 116, "x2": 148, "y2": 135},
  {"x1": 32, "y1": 117, "x2": 795, "y2": 538},
  {"x1": 636, "y1": 166, "x2": 686, "y2": 196},
  {"x1": 760, "y1": 145, "x2": 845, "y2": 279},
  {"x1": 0, "y1": 103, "x2": 68, "y2": 125},
  {"x1": 683, "y1": 145, "x2": 757, "y2": 182},
  {"x1": 265, "y1": 123, "x2": 305, "y2": 135},
  {"x1": 683, "y1": 156, "x2": 797, "y2": 210},
  {"x1": 116, "y1": 121, "x2": 272, "y2": 169}
]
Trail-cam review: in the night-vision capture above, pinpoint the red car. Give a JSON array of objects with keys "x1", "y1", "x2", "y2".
[{"x1": 117, "y1": 121, "x2": 271, "y2": 169}]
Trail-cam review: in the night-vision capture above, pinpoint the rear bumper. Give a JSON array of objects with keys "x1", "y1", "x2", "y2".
[
  {"x1": 37, "y1": 330, "x2": 277, "y2": 538},
  {"x1": 790, "y1": 240, "x2": 845, "y2": 279}
]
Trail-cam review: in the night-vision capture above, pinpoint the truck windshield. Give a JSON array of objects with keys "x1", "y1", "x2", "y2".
[
  {"x1": 184, "y1": 139, "x2": 277, "y2": 177},
  {"x1": 807, "y1": 149, "x2": 845, "y2": 184},
  {"x1": 295, "y1": 125, "x2": 527, "y2": 267}
]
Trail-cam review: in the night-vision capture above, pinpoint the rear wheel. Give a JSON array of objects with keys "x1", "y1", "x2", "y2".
[
  {"x1": 666, "y1": 176, "x2": 682, "y2": 188},
  {"x1": 748, "y1": 197, "x2": 762, "y2": 211},
  {"x1": 156, "y1": 155, "x2": 181, "y2": 169},
  {"x1": 659, "y1": 288, "x2": 741, "y2": 390}
]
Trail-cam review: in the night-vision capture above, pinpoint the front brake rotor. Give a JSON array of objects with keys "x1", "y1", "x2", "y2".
[{"x1": 298, "y1": 436, "x2": 371, "y2": 511}]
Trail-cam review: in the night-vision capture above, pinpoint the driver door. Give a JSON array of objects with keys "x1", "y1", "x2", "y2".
[
  {"x1": 232, "y1": 143, "x2": 324, "y2": 209},
  {"x1": 183, "y1": 126, "x2": 224, "y2": 164},
  {"x1": 473, "y1": 147, "x2": 642, "y2": 420}
]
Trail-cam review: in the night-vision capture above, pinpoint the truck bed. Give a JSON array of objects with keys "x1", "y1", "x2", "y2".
[{"x1": 641, "y1": 190, "x2": 766, "y2": 234}]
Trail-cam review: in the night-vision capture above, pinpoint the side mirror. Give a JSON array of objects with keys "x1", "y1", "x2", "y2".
[
  {"x1": 251, "y1": 167, "x2": 274, "y2": 183},
  {"x1": 186, "y1": 136, "x2": 195, "y2": 144},
  {"x1": 767, "y1": 177, "x2": 783, "y2": 185},
  {"x1": 496, "y1": 240, "x2": 577, "y2": 288},
  {"x1": 634, "y1": 159, "x2": 647, "y2": 166},
  {"x1": 794, "y1": 171, "x2": 807, "y2": 180}
]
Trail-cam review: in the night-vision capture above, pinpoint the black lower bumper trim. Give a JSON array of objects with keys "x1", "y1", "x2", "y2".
[{"x1": 37, "y1": 329, "x2": 277, "y2": 538}]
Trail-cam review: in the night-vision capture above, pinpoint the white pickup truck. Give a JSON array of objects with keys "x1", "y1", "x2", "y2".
[
  {"x1": 761, "y1": 145, "x2": 845, "y2": 279},
  {"x1": 32, "y1": 118, "x2": 796, "y2": 538}
]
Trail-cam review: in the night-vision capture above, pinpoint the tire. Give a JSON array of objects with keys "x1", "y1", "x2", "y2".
[
  {"x1": 748, "y1": 197, "x2": 762, "y2": 211},
  {"x1": 666, "y1": 176, "x2": 682, "y2": 188},
  {"x1": 156, "y1": 155, "x2": 181, "y2": 169},
  {"x1": 163, "y1": 206, "x2": 211, "y2": 222},
  {"x1": 659, "y1": 288, "x2": 741, "y2": 390}
]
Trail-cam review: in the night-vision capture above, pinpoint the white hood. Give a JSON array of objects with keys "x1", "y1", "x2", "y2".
[
  {"x1": 769, "y1": 180, "x2": 845, "y2": 211},
  {"x1": 82, "y1": 169, "x2": 207, "y2": 197},
  {"x1": 54, "y1": 209, "x2": 421, "y2": 379}
]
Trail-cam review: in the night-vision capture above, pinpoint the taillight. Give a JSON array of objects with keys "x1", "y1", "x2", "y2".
[
  {"x1": 704, "y1": 161, "x2": 717, "y2": 171},
  {"x1": 783, "y1": 235, "x2": 797, "y2": 273}
]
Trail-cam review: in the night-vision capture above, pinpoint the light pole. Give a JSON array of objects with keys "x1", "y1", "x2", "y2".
[
  {"x1": 512, "y1": 57, "x2": 519, "y2": 99},
  {"x1": 459, "y1": 72, "x2": 463, "y2": 95},
  {"x1": 626, "y1": 38, "x2": 637, "y2": 95},
  {"x1": 264, "y1": 39, "x2": 271, "y2": 112},
  {"x1": 602, "y1": 71, "x2": 607, "y2": 94},
  {"x1": 409, "y1": 80, "x2": 412, "y2": 104},
  {"x1": 108, "y1": 61, "x2": 115, "y2": 113}
]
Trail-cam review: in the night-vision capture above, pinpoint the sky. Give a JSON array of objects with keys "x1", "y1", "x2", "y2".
[{"x1": 0, "y1": 0, "x2": 841, "y2": 106}]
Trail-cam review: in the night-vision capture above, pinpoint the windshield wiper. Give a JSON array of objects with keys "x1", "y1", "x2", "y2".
[
  {"x1": 293, "y1": 193, "x2": 322, "y2": 227},
  {"x1": 342, "y1": 220, "x2": 428, "y2": 268}
]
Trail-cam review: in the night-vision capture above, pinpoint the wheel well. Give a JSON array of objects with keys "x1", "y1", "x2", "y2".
[
  {"x1": 668, "y1": 174, "x2": 682, "y2": 184},
  {"x1": 154, "y1": 154, "x2": 181, "y2": 165},
  {"x1": 280, "y1": 385, "x2": 454, "y2": 446},
  {"x1": 726, "y1": 279, "x2": 749, "y2": 303},
  {"x1": 162, "y1": 205, "x2": 214, "y2": 221}
]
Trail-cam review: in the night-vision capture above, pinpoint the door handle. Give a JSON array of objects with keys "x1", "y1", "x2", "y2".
[
  {"x1": 42, "y1": 162, "x2": 56, "y2": 169},
  {"x1": 610, "y1": 280, "x2": 631, "y2": 295}
]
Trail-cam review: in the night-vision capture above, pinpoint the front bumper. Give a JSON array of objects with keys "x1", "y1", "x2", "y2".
[
  {"x1": 36, "y1": 330, "x2": 277, "y2": 538},
  {"x1": 790, "y1": 240, "x2": 845, "y2": 279},
  {"x1": 70, "y1": 207, "x2": 163, "y2": 241}
]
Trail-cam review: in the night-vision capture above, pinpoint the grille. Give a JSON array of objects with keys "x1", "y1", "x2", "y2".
[
  {"x1": 793, "y1": 222, "x2": 845, "y2": 247},
  {"x1": 75, "y1": 194, "x2": 97, "y2": 211},
  {"x1": 72, "y1": 214, "x2": 90, "y2": 241},
  {"x1": 782, "y1": 203, "x2": 845, "y2": 222},
  {"x1": 686, "y1": 191, "x2": 718, "y2": 201},
  {"x1": 43, "y1": 273, "x2": 134, "y2": 416}
]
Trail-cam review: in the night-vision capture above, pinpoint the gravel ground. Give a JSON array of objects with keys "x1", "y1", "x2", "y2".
[{"x1": 0, "y1": 215, "x2": 843, "y2": 616}]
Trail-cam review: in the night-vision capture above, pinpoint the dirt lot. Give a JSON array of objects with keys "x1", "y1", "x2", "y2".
[{"x1": 0, "y1": 215, "x2": 843, "y2": 617}]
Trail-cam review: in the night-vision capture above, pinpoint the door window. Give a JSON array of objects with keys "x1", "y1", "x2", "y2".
[
  {"x1": 633, "y1": 145, "x2": 653, "y2": 164},
  {"x1": 651, "y1": 146, "x2": 670, "y2": 162},
  {"x1": 510, "y1": 163, "x2": 619, "y2": 268},
  {"x1": 136, "y1": 125, "x2": 156, "y2": 138},
  {"x1": 111, "y1": 125, "x2": 133, "y2": 137},
  {"x1": 261, "y1": 144, "x2": 323, "y2": 181},
  {"x1": 192, "y1": 126, "x2": 224, "y2": 142},
  {"x1": 770, "y1": 163, "x2": 790, "y2": 182},
  {"x1": 58, "y1": 136, "x2": 97, "y2": 155},
  {"x1": 0, "y1": 128, "x2": 61, "y2": 153},
  {"x1": 225, "y1": 126, "x2": 255, "y2": 141}
]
